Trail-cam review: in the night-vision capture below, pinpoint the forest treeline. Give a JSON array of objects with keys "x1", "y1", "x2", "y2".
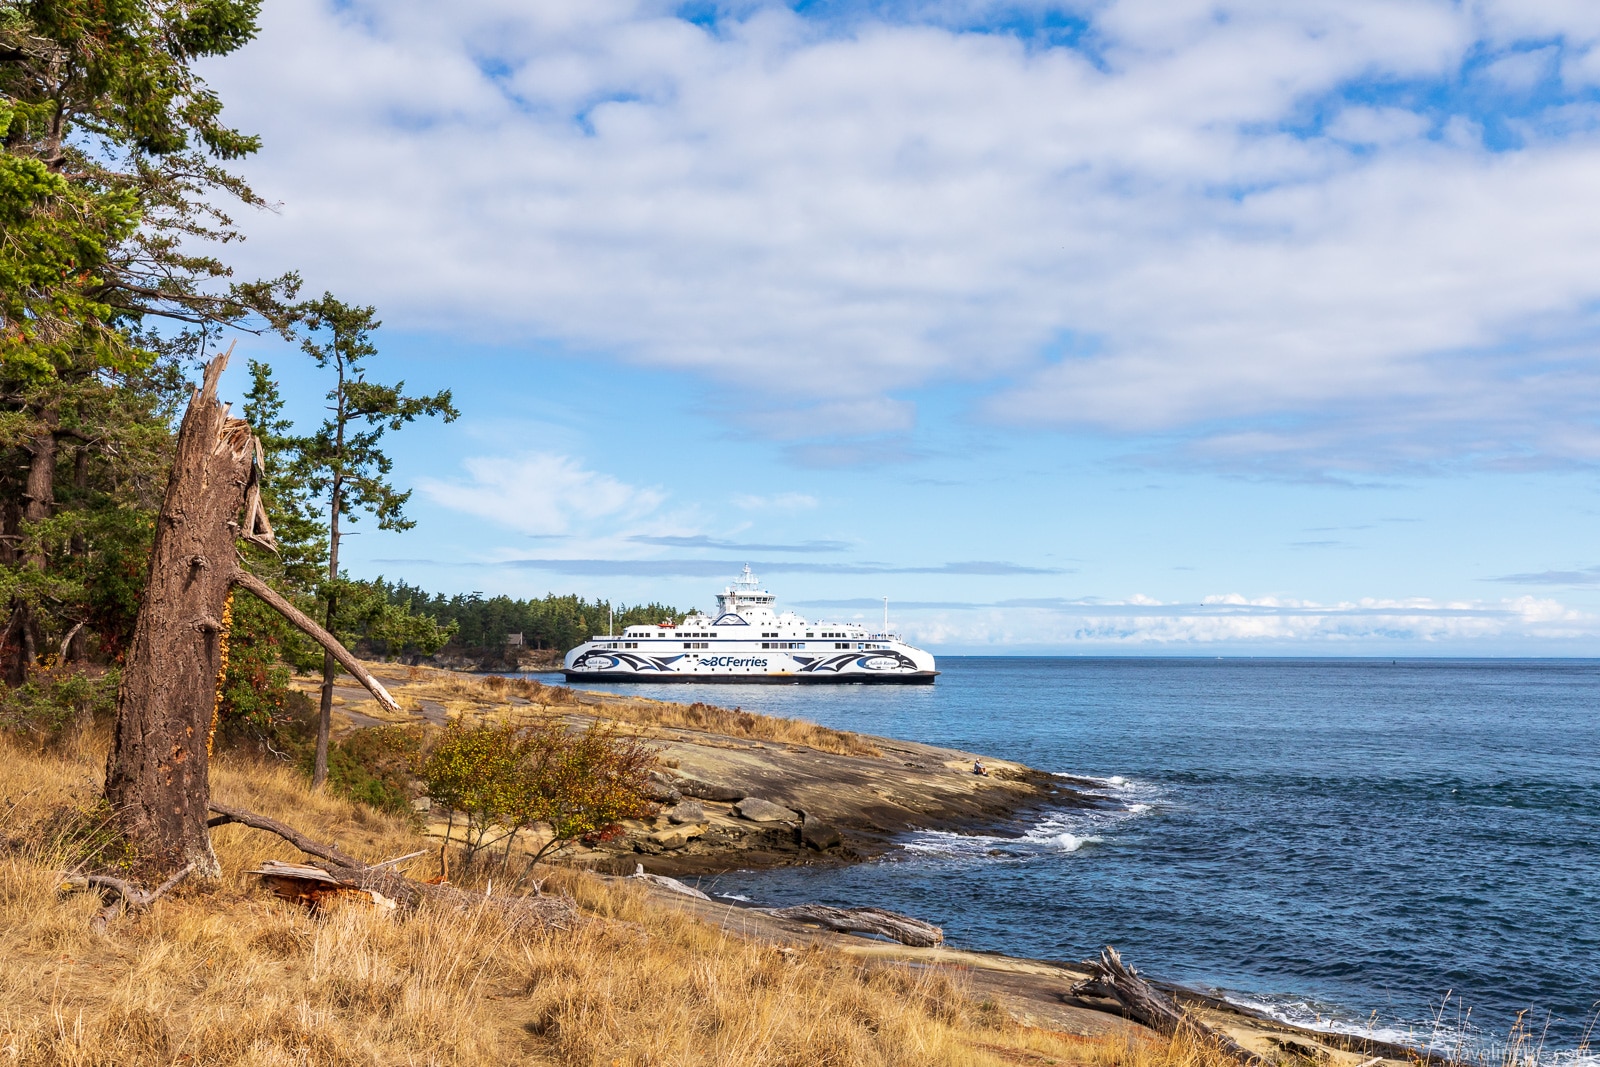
[{"x1": 370, "y1": 581, "x2": 684, "y2": 655}]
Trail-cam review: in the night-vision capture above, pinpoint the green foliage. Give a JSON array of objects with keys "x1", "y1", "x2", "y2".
[
  {"x1": 0, "y1": 664, "x2": 117, "y2": 738},
  {"x1": 275, "y1": 294, "x2": 458, "y2": 542},
  {"x1": 422, "y1": 721, "x2": 525, "y2": 861},
  {"x1": 216, "y1": 592, "x2": 293, "y2": 730},
  {"x1": 323, "y1": 725, "x2": 423, "y2": 819},
  {"x1": 420, "y1": 719, "x2": 659, "y2": 869},
  {"x1": 374, "y1": 579, "x2": 684, "y2": 653},
  {"x1": 0, "y1": 0, "x2": 279, "y2": 381}
]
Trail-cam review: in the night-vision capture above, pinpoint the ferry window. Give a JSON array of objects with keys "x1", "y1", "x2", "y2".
[
  {"x1": 806, "y1": 633, "x2": 813, "y2": 638},
  {"x1": 683, "y1": 642, "x2": 691, "y2": 649},
  {"x1": 710, "y1": 633, "x2": 717, "y2": 637}
]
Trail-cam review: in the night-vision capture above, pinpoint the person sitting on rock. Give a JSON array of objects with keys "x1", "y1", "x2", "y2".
[{"x1": 973, "y1": 760, "x2": 988, "y2": 776}]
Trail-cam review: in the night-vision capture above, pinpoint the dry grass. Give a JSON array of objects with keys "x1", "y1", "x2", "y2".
[
  {"x1": 0, "y1": 734, "x2": 1236, "y2": 1067},
  {"x1": 370, "y1": 666, "x2": 883, "y2": 758}
]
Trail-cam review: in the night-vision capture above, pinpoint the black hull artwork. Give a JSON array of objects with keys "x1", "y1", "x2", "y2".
[{"x1": 561, "y1": 670, "x2": 939, "y2": 685}]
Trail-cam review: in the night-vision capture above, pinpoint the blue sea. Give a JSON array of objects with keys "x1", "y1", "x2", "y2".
[{"x1": 539, "y1": 658, "x2": 1600, "y2": 1057}]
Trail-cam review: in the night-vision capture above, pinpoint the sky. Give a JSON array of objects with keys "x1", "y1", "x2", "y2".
[{"x1": 198, "y1": 0, "x2": 1600, "y2": 654}]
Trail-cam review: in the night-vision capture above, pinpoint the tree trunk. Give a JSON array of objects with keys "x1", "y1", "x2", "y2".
[
  {"x1": 105, "y1": 352, "x2": 255, "y2": 878},
  {"x1": 2, "y1": 410, "x2": 58, "y2": 682},
  {"x1": 312, "y1": 473, "x2": 342, "y2": 789},
  {"x1": 66, "y1": 446, "x2": 88, "y2": 662}
]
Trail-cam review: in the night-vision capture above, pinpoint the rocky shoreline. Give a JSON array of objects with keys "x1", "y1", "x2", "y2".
[{"x1": 316, "y1": 665, "x2": 1419, "y2": 1066}]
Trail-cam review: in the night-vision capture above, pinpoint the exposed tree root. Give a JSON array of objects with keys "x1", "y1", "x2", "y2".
[{"x1": 61, "y1": 861, "x2": 197, "y2": 933}]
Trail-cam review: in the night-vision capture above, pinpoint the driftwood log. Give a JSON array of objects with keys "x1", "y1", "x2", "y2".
[
  {"x1": 103, "y1": 349, "x2": 402, "y2": 882},
  {"x1": 767, "y1": 903, "x2": 944, "y2": 947},
  {"x1": 1072, "y1": 947, "x2": 1263, "y2": 1064}
]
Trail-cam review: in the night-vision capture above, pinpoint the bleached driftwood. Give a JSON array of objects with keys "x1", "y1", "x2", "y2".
[
  {"x1": 1072, "y1": 947, "x2": 1263, "y2": 1064},
  {"x1": 630, "y1": 863, "x2": 711, "y2": 900},
  {"x1": 767, "y1": 903, "x2": 943, "y2": 947}
]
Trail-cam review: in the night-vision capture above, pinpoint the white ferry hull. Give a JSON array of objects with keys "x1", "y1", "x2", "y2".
[
  {"x1": 562, "y1": 566, "x2": 937, "y2": 685},
  {"x1": 562, "y1": 649, "x2": 938, "y2": 685}
]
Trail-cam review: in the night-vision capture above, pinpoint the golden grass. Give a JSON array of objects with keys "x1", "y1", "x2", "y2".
[
  {"x1": 364, "y1": 666, "x2": 883, "y2": 758},
  {"x1": 0, "y1": 735, "x2": 1242, "y2": 1067}
]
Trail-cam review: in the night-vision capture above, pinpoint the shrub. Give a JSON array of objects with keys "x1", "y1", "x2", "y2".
[
  {"x1": 325, "y1": 726, "x2": 424, "y2": 819},
  {"x1": 0, "y1": 666, "x2": 118, "y2": 741},
  {"x1": 420, "y1": 719, "x2": 658, "y2": 872}
]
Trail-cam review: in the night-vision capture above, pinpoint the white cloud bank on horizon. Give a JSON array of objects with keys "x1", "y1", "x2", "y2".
[
  {"x1": 892, "y1": 593, "x2": 1595, "y2": 647},
  {"x1": 206, "y1": 0, "x2": 1600, "y2": 473}
]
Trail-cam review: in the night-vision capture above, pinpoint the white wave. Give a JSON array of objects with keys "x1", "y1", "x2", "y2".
[
  {"x1": 714, "y1": 892, "x2": 752, "y2": 902},
  {"x1": 1027, "y1": 830, "x2": 1100, "y2": 852},
  {"x1": 1128, "y1": 803, "x2": 1152, "y2": 813}
]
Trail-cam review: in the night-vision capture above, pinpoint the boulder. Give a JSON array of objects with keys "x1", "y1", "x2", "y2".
[
  {"x1": 647, "y1": 824, "x2": 705, "y2": 850},
  {"x1": 666, "y1": 800, "x2": 707, "y2": 825},
  {"x1": 645, "y1": 771, "x2": 683, "y2": 805},
  {"x1": 734, "y1": 797, "x2": 799, "y2": 823},
  {"x1": 675, "y1": 777, "x2": 745, "y2": 802},
  {"x1": 800, "y1": 814, "x2": 843, "y2": 852}
]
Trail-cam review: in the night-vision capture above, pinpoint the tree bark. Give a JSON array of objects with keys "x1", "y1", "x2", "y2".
[
  {"x1": 313, "y1": 466, "x2": 343, "y2": 789},
  {"x1": 3, "y1": 409, "x2": 58, "y2": 683},
  {"x1": 104, "y1": 351, "x2": 255, "y2": 878}
]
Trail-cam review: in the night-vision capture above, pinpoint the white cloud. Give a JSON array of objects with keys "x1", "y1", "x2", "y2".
[
  {"x1": 899, "y1": 594, "x2": 1595, "y2": 647},
  {"x1": 204, "y1": 0, "x2": 1600, "y2": 472},
  {"x1": 732, "y1": 492, "x2": 820, "y2": 511},
  {"x1": 418, "y1": 452, "x2": 666, "y2": 536},
  {"x1": 1325, "y1": 106, "x2": 1432, "y2": 146}
]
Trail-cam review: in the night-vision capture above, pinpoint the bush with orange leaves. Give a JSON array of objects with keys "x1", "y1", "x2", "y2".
[{"x1": 422, "y1": 719, "x2": 658, "y2": 872}]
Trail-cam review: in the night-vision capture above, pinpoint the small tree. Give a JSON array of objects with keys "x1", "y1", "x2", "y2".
[
  {"x1": 419, "y1": 719, "x2": 658, "y2": 876},
  {"x1": 510, "y1": 720, "x2": 658, "y2": 866},
  {"x1": 274, "y1": 297, "x2": 457, "y2": 788}
]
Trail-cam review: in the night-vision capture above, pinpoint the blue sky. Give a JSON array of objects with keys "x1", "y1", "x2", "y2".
[{"x1": 204, "y1": 0, "x2": 1600, "y2": 654}]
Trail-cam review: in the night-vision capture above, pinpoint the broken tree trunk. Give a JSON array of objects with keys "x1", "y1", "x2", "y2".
[
  {"x1": 1072, "y1": 947, "x2": 1263, "y2": 1064},
  {"x1": 767, "y1": 903, "x2": 944, "y2": 947},
  {"x1": 104, "y1": 351, "x2": 256, "y2": 878},
  {"x1": 105, "y1": 349, "x2": 402, "y2": 881}
]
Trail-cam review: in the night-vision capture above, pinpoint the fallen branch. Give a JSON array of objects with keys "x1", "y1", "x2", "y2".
[
  {"x1": 207, "y1": 802, "x2": 362, "y2": 869},
  {"x1": 61, "y1": 861, "x2": 196, "y2": 933},
  {"x1": 210, "y1": 802, "x2": 573, "y2": 927},
  {"x1": 766, "y1": 903, "x2": 943, "y2": 947},
  {"x1": 1071, "y1": 947, "x2": 1263, "y2": 1064},
  {"x1": 230, "y1": 570, "x2": 401, "y2": 714}
]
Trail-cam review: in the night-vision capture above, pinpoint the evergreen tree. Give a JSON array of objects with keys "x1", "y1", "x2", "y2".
[{"x1": 280, "y1": 295, "x2": 458, "y2": 788}]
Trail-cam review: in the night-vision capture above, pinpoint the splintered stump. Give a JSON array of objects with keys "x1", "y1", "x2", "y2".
[
  {"x1": 104, "y1": 350, "x2": 256, "y2": 878},
  {"x1": 103, "y1": 349, "x2": 402, "y2": 884}
]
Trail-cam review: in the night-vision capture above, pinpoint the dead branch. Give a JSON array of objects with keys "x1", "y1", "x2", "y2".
[
  {"x1": 206, "y1": 802, "x2": 363, "y2": 869},
  {"x1": 766, "y1": 903, "x2": 944, "y2": 947},
  {"x1": 60, "y1": 861, "x2": 196, "y2": 933},
  {"x1": 209, "y1": 802, "x2": 574, "y2": 928},
  {"x1": 229, "y1": 570, "x2": 400, "y2": 714},
  {"x1": 1071, "y1": 947, "x2": 1263, "y2": 1064}
]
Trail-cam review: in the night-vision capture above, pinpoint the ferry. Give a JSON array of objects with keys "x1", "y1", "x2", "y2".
[{"x1": 562, "y1": 566, "x2": 938, "y2": 684}]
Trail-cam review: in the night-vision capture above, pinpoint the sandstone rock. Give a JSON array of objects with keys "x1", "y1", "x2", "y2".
[
  {"x1": 800, "y1": 814, "x2": 843, "y2": 852},
  {"x1": 666, "y1": 800, "x2": 707, "y2": 825},
  {"x1": 648, "y1": 824, "x2": 705, "y2": 849},
  {"x1": 675, "y1": 777, "x2": 745, "y2": 802},
  {"x1": 734, "y1": 796, "x2": 799, "y2": 823}
]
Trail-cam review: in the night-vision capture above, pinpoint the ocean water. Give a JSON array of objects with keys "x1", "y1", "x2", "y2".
[{"x1": 539, "y1": 658, "x2": 1600, "y2": 1055}]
